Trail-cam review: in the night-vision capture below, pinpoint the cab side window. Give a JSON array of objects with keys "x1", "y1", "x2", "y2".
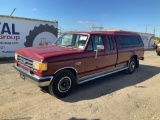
[
  {"x1": 119, "y1": 36, "x2": 140, "y2": 46},
  {"x1": 87, "y1": 40, "x2": 93, "y2": 51},
  {"x1": 87, "y1": 35, "x2": 104, "y2": 51},
  {"x1": 106, "y1": 36, "x2": 114, "y2": 50}
]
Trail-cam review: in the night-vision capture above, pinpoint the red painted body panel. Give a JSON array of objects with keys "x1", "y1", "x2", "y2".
[
  {"x1": 15, "y1": 31, "x2": 144, "y2": 78},
  {"x1": 16, "y1": 45, "x2": 84, "y2": 61}
]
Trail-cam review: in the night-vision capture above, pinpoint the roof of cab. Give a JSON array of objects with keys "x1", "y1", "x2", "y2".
[{"x1": 66, "y1": 30, "x2": 139, "y2": 36}]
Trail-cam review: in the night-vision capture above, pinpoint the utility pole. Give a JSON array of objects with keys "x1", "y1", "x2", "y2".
[
  {"x1": 91, "y1": 23, "x2": 104, "y2": 31},
  {"x1": 145, "y1": 24, "x2": 147, "y2": 33},
  {"x1": 154, "y1": 26, "x2": 156, "y2": 36},
  {"x1": 58, "y1": 27, "x2": 62, "y2": 37},
  {"x1": 10, "y1": 8, "x2": 16, "y2": 16},
  {"x1": 91, "y1": 23, "x2": 95, "y2": 31}
]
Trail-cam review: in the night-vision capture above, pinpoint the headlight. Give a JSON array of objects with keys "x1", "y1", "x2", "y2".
[
  {"x1": 33, "y1": 61, "x2": 47, "y2": 71},
  {"x1": 15, "y1": 53, "x2": 18, "y2": 60}
]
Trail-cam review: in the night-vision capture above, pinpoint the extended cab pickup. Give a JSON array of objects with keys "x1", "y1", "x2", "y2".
[{"x1": 14, "y1": 31, "x2": 144, "y2": 98}]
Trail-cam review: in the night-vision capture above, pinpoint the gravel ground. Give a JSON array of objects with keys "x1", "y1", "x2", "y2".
[{"x1": 0, "y1": 50, "x2": 160, "y2": 120}]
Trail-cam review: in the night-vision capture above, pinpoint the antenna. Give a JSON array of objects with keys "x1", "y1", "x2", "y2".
[{"x1": 10, "y1": 8, "x2": 16, "y2": 16}]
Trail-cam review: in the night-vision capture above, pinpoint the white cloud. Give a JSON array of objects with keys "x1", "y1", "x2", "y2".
[
  {"x1": 77, "y1": 20, "x2": 92, "y2": 24},
  {"x1": 31, "y1": 8, "x2": 37, "y2": 11}
]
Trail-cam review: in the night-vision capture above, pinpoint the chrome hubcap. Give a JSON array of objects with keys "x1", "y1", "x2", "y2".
[
  {"x1": 130, "y1": 61, "x2": 135, "y2": 71},
  {"x1": 58, "y1": 76, "x2": 71, "y2": 93}
]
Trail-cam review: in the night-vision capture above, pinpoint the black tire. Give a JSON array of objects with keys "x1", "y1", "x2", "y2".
[
  {"x1": 49, "y1": 70, "x2": 75, "y2": 98},
  {"x1": 135, "y1": 59, "x2": 139, "y2": 68},
  {"x1": 24, "y1": 24, "x2": 57, "y2": 47},
  {"x1": 157, "y1": 52, "x2": 160, "y2": 56},
  {"x1": 125, "y1": 58, "x2": 136, "y2": 74}
]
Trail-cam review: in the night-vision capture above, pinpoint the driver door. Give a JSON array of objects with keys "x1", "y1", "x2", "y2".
[{"x1": 84, "y1": 35, "x2": 106, "y2": 76}]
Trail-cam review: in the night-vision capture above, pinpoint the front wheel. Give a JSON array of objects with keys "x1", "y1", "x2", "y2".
[
  {"x1": 49, "y1": 70, "x2": 75, "y2": 98},
  {"x1": 125, "y1": 58, "x2": 136, "y2": 74}
]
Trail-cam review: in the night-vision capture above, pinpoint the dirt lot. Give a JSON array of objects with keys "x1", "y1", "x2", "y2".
[{"x1": 0, "y1": 50, "x2": 160, "y2": 120}]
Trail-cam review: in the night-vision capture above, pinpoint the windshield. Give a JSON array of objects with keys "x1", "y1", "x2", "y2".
[{"x1": 54, "y1": 33, "x2": 88, "y2": 50}]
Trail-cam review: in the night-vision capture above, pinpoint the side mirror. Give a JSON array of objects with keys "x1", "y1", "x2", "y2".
[
  {"x1": 97, "y1": 45, "x2": 104, "y2": 51},
  {"x1": 95, "y1": 45, "x2": 104, "y2": 59}
]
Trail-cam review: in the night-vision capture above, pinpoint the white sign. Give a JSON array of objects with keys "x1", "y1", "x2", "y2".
[
  {"x1": 0, "y1": 15, "x2": 58, "y2": 57},
  {"x1": 138, "y1": 33, "x2": 155, "y2": 49}
]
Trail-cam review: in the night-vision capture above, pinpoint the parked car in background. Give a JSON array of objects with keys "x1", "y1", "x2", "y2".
[
  {"x1": 154, "y1": 39, "x2": 160, "y2": 49},
  {"x1": 13, "y1": 31, "x2": 144, "y2": 98},
  {"x1": 156, "y1": 44, "x2": 160, "y2": 56}
]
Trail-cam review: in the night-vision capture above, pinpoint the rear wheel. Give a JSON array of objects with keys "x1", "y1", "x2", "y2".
[
  {"x1": 125, "y1": 58, "x2": 136, "y2": 74},
  {"x1": 157, "y1": 52, "x2": 160, "y2": 56},
  {"x1": 49, "y1": 70, "x2": 75, "y2": 98}
]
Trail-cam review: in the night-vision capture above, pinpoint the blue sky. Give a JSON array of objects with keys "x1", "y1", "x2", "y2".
[{"x1": 0, "y1": 0, "x2": 160, "y2": 37}]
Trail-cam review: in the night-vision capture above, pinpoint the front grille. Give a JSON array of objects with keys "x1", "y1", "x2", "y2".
[{"x1": 17, "y1": 55, "x2": 33, "y2": 70}]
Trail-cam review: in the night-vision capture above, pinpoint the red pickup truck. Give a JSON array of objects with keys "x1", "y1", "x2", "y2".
[{"x1": 14, "y1": 31, "x2": 144, "y2": 98}]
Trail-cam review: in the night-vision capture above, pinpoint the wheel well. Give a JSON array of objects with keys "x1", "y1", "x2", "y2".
[
  {"x1": 66, "y1": 68, "x2": 77, "y2": 78},
  {"x1": 131, "y1": 55, "x2": 137, "y2": 60},
  {"x1": 131, "y1": 55, "x2": 139, "y2": 68},
  {"x1": 63, "y1": 68, "x2": 78, "y2": 84},
  {"x1": 54, "y1": 68, "x2": 78, "y2": 82}
]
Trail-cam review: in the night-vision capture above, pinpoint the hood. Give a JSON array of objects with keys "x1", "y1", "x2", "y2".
[{"x1": 16, "y1": 45, "x2": 83, "y2": 62}]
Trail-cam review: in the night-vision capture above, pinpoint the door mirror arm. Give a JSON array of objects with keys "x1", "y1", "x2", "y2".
[
  {"x1": 94, "y1": 45, "x2": 104, "y2": 59},
  {"x1": 94, "y1": 50, "x2": 98, "y2": 59}
]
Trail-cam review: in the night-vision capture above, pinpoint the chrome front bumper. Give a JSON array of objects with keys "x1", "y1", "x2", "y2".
[{"x1": 13, "y1": 64, "x2": 53, "y2": 87}]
